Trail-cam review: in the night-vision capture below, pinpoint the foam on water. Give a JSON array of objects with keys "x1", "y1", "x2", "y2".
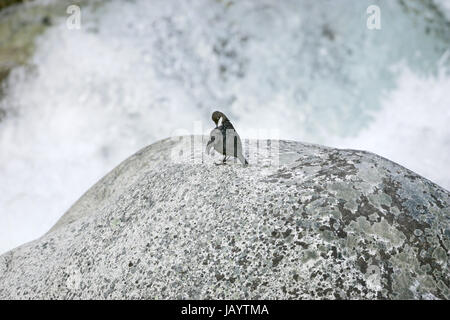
[
  {"x1": 335, "y1": 62, "x2": 450, "y2": 190},
  {"x1": 0, "y1": 0, "x2": 449, "y2": 254}
]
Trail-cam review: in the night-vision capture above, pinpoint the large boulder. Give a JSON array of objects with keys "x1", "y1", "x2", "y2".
[{"x1": 0, "y1": 136, "x2": 448, "y2": 299}]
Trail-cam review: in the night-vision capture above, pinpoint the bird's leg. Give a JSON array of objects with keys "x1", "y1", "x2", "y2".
[{"x1": 214, "y1": 156, "x2": 229, "y2": 166}]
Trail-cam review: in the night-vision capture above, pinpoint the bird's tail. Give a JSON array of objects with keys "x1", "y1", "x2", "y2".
[{"x1": 238, "y1": 153, "x2": 249, "y2": 166}]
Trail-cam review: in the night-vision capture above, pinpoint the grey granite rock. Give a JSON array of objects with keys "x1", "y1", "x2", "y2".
[{"x1": 0, "y1": 136, "x2": 449, "y2": 299}]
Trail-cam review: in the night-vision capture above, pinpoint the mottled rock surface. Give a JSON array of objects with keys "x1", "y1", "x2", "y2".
[{"x1": 0, "y1": 136, "x2": 449, "y2": 299}]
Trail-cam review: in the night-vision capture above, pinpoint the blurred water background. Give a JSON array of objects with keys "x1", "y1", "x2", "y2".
[{"x1": 0, "y1": 0, "x2": 449, "y2": 254}]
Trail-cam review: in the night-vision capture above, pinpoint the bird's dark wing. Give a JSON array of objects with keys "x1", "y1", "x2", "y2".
[
  {"x1": 218, "y1": 120, "x2": 238, "y2": 156},
  {"x1": 221, "y1": 119, "x2": 235, "y2": 130}
]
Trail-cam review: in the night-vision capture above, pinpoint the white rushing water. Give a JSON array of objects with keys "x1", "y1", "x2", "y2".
[{"x1": 0, "y1": 0, "x2": 449, "y2": 254}]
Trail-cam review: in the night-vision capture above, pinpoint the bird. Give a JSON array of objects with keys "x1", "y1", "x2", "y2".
[{"x1": 206, "y1": 111, "x2": 248, "y2": 165}]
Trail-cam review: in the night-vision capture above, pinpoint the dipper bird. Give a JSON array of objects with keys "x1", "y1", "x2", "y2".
[{"x1": 206, "y1": 111, "x2": 248, "y2": 165}]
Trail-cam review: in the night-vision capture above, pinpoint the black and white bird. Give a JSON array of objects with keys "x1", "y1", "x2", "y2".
[{"x1": 206, "y1": 111, "x2": 248, "y2": 165}]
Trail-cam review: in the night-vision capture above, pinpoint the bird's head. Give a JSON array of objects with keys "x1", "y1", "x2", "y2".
[{"x1": 212, "y1": 110, "x2": 227, "y2": 127}]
